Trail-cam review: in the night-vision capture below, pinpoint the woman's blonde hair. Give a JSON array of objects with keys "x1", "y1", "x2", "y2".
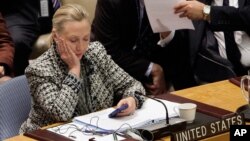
[{"x1": 52, "y1": 4, "x2": 90, "y2": 33}]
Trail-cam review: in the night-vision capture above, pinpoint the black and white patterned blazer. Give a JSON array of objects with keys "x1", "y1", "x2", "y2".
[{"x1": 20, "y1": 41, "x2": 145, "y2": 133}]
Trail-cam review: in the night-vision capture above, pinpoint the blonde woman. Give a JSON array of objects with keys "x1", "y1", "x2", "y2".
[{"x1": 19, "y1": 4, "x2": 145, "y2": 133}]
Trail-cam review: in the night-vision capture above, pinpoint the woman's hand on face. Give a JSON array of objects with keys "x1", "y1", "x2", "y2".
[
  {"x1": 116, "y1": 96, "x2": 137, "y2": 117},
  {"x1": 56, "y1": 37, "x2": 81, "y2": 77}
]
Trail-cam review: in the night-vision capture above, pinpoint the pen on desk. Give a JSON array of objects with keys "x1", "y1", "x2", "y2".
[{"x1": 113, "y1": 132, "x2": 118, "y2": 141}]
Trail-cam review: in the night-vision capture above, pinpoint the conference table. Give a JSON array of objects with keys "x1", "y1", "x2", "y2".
[{"x1": 5, "y1": 79, "x2": 247, "y2": 141}]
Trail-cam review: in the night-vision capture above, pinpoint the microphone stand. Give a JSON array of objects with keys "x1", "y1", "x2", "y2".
[
  {"x1": 147, "y1": 96, "x2": 169, "y2": 125},
  {"x1": 134, "y1": 92, "x2": 186, "y2": 139}
]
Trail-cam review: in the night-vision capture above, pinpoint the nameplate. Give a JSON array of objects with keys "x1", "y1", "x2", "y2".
[{"x1": 171, "y1": 114, "x2": 245, "y2": 141}]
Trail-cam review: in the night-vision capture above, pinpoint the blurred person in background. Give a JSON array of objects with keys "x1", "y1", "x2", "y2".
[
  {"x1": 0, "y1": 13, "x2": 14, "y2": 84},
  {"x1": 0, "y1": 0, "x2": 40, "y2": 76}
]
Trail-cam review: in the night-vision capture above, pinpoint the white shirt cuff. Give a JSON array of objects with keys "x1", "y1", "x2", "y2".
[
  {"x1": 157, "y1": 31, "x2": 175, "y2": 47},
  {"x1": 145, "y1": 62, "x2": 153, "y2": 77}
]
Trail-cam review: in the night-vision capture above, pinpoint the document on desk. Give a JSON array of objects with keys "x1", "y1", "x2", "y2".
[
  {"x1": 144, "y1": 0, "x2": 194, "y2": 32},
  {"x1": 73, "y1": 98, "x2": 179, "y2": 132}
]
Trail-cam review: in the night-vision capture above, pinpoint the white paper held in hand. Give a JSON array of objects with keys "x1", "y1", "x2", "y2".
[{"x1": 144, "y1": 0, "x2": 194, "y2": 32}]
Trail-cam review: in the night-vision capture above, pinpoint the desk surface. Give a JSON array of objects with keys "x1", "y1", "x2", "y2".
[
  {"x1": 173, "y1": 79, "x2": 246, "y2": 112},
  {"x1": 5, "y1": 80, "x2": 246, "y2": 141}
]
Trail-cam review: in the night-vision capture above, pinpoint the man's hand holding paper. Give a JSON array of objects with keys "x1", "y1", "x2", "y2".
[{"x1": 174, "y1": 0, "x2": 205, "y2": 20}]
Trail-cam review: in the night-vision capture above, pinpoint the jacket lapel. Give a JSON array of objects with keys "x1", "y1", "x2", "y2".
[{"x1": 189, "y1": 20, "x2": 207, "y2": 66}]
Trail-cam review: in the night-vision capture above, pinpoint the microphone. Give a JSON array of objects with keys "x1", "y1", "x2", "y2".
[{"x1": 134, "y1": 91, "x2": 187, "y2": 139}]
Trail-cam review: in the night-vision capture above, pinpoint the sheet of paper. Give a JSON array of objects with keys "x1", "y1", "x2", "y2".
[
  {"x1": 144, "y1": 0, "x2": 194, "y2": 32},
  {"x1": 47, "y1": 122, "x2": 125, "y2": 141},
  {"x1": 73, "y1": 98, "x2": 180, "y2": 132}
]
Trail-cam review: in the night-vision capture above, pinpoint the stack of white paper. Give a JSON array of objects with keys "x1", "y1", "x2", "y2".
[{"x1": 73, "y1": 98, "x2": 180, "y2": 132}]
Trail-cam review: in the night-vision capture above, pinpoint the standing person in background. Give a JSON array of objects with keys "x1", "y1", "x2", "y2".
[
  {"x1": 0, "y1": 0, "x2": 40, "y2": 76},
  {"x1": 19, "y1": 4, "x2": 146, "y2": 133},
  {"x1": 91, "y1": 0, "x2": 197, "y2": 95},
  {"x1": 0, "y1": 13, "x2": 14, "y2": 84},
  {"x1": 173, "y1": 0, "x2": 250, "y2": 82}
]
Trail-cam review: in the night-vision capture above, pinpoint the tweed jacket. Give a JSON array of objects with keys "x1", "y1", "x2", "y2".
[{"x1": 20, "y1": 41, "x2": 145, "y2": 133}]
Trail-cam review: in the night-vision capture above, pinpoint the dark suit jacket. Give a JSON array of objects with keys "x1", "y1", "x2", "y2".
[
  {"x1": 0, "y1": 13, "x2": 14, "y2": 75},
  {"x1": 92, "y1": 0, "x2": 196, "y2": 89},
  {"x1": 175, "y1": 0, "x2": 250, "y2": 82},
  {"x1": 92, "y1": 0, "x2": 155, "y2": 82},
  {"x1": 190, "y1": 0, "x2": 250, "y2": 63},
  {"x1": 0, "y1": 0, "x2": 39, "y2": 27}
]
